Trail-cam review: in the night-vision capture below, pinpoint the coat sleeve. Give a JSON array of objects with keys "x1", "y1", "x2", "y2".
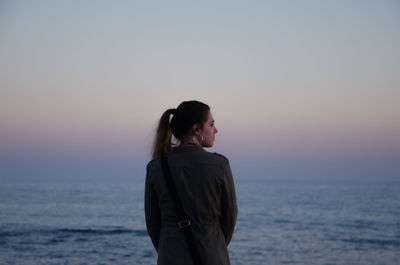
[
  {"x1": 144, "y1": 169, "x2": 161, "y2": 251},
  {"x1": 220, "y1": 159, "x2": 238, "y2": 245}
]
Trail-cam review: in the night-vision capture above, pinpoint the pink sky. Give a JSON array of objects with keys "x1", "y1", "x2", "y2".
[{"x1": 1, "y1": 1, "x2": 399, "y2": 179}]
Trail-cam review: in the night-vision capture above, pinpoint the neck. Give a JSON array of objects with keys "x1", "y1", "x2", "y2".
[{"x1": 180, "y1": 136, "x2": 201, "y2": 147}]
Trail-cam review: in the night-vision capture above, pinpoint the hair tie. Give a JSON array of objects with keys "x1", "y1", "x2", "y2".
[{"x1": 171, "y1": 108, "x2": 177, "y2": 115}]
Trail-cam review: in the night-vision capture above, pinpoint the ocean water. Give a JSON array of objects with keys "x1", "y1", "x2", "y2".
[{"x1": 0, "y1": 177, "x2": 399, "y2": 265}]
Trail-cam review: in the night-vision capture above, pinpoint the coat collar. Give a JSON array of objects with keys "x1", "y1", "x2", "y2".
[{"x1": 171, "y1": 144, "x2": 204, "y2": 154}]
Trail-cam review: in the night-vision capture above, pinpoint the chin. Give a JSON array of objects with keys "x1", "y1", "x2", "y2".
[{"x1": 202, "y1": 143, "x2": 213, "y2": 148}]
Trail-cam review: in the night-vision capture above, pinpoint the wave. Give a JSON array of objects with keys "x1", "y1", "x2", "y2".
[
  {"x1": 57, "y1": 228, "x2": 140, "y2": 235},
  {"x1": 342, "y1": 238, "x2": 400, "y2": 247},
  {"x1": 335, "y1": 220, "x2": 380, "y2": 230},
  {"x1": 0, "y1": 227, "x2": 148, "y2": 238}
]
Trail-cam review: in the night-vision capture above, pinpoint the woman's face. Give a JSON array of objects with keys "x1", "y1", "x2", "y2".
[{"x1": 198, "y1": 111, "x2": 218, "y2": 147}]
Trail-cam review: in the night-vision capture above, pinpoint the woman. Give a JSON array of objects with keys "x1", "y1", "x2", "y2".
[{"x1": 145, "y1": 100, "x2": 238, "y2": 265}]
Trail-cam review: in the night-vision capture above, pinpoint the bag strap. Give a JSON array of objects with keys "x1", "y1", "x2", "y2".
[{"x1": 160, "y1": 156, "x2": 203, "y2": 265}]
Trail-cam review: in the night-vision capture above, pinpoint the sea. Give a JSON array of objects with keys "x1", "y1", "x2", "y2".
[{"x1": 0, "y1": 177, "x2": 399, "y2": 265}]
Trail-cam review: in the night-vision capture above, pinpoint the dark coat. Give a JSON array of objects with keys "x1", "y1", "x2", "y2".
[{"x1": 145, "y1": 144, "x2": 238, "y2": 265}]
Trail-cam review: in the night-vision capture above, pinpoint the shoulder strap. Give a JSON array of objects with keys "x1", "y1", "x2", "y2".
[{"x1": 160, "y1": 156, "x2": 203, "y2": 265}]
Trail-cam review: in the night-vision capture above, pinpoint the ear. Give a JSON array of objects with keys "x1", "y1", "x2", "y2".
[{"x1": 192, "y1": 124, "x2": 201, "y2": 135}]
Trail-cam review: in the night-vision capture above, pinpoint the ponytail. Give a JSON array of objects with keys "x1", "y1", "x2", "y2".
[
  {"x1": 152, "y1": 109, "x2": 175, "y2": 159},
  {"x1": 151, "y1": 101, "x2": 210, "y2": 159}
]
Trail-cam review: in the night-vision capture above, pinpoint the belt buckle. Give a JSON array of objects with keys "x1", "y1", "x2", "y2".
[{"x1": 178, "y1": 219, "x2": 191, "y2": 229}]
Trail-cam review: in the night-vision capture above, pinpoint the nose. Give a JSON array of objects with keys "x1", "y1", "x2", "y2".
[{"x1": 214, "y1": 127, "x2": 218, "y2": 134}]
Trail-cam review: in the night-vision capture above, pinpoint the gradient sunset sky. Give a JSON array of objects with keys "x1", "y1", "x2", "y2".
[{"x1": 1, "y1": 0, "x2": 399, "y2": 180}]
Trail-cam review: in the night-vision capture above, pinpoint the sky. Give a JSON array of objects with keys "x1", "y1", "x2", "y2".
[{"x1": 1, "y1": 0, "x2": 399, "y2": 180}]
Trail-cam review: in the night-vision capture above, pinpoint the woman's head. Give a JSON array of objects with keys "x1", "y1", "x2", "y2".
[
  {"x1": 170, "y1": 101, "x2": 210, "y2": 140},
  {"x1": 152, "y1": 100, "x2": 218, "y2": 158}
]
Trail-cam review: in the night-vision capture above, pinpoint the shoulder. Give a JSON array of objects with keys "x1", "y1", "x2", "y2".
[
  {"x1": 146, "y1": 157, "x2": 161, "y2": 172},
  {"x1": 200, "y1": 150, "x2": 230, "y2": 167},
  {"x1": 212, "y1": 152, "x2": 229, "y2": 163}
]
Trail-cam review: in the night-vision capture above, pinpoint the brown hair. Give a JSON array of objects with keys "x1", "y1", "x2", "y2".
[{"x1": 152, "y1": 100, "x2": 210, "y2": 159}]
